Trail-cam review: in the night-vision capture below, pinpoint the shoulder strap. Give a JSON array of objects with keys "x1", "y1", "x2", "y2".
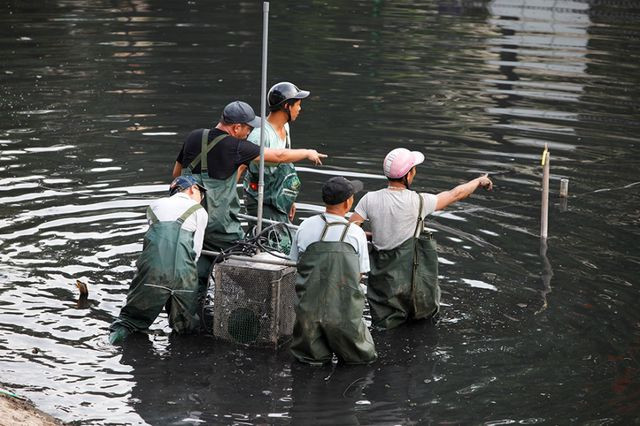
[
  {"x1": 176, "y1": 203, "x2": 204, "y2": 224},
  {"x1": 339, "y1": 222, "x2": 351, "y2": 242},
  {"x1": 414, "y1": 192, "x2": 424, "y2": 238},
  {"x1": 147, "y1": 206, "x2": 159, "y2": 224},
  {"x1": 319, "y1": 215, "x2": 331, "y2": 240},
  {"x1": 319, "y1": 214, "x2": 350, "y2": 242},
  {"x1": 188, "y1": 130, "x2": 227, "y2": 172}
]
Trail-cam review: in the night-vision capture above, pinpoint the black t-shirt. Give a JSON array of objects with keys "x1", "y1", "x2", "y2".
[{"x1": 175, "y1": 128, "x2": 261, "y2": 180}]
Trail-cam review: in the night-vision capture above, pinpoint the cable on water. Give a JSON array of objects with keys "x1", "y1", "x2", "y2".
[{"x1": 210, "y1": 222, "x2": 293, "y2": 264}]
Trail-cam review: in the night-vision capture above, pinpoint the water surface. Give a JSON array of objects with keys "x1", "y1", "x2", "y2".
[{"x1": 1, "y1": 0, "x2": 639, "y2": 424}]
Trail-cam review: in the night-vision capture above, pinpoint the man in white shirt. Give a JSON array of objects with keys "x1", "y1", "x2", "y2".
[
  {"x1": 148, "y1": 179, "x2": 208, "y2": 260},
  {"x1": 109, "y1": 176, "x2": 209, "y2": 344},
  {"x1": 289, "y1": 187, "x2": 369, "y2": 275},
  {"x1": 349, "y1": 148, "x2": 493, "y2": 329},
  {"x1": 289, "y1": 177, "x2": 377, "y2": 365}
]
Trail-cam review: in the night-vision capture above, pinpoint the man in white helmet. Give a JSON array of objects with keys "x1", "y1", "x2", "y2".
[
  {"x1": 349, "y1": 148, "x2": 493, "y2": 329},
  {"x1": 242, "y1": 82, "x2": 310, "y2": 254}
]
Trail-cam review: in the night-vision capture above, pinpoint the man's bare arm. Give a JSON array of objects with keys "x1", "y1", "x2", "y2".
[
  {"x1": 435, "y1": 174, "x2": 493, "y2": 211},
  {"x1": 349, "y1": 212, "x2": 366, "y2": 224},
  {"x1": 258, "y1": 148, "x2": 327, "y2": 165}
]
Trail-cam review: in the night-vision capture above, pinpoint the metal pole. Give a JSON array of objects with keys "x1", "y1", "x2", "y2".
[
  {"x1": 256, "y1": 1, "x2": 269, "y2": 235},
  {"x1": 238, "y1": 213, "x2": 299, "y2": 230},
  {"x1": 540, "y1": 144, "x2": 550, "y2": 239}
]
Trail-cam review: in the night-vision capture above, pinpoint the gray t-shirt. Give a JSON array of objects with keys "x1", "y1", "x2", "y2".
[{"x1": 354, "y1": 188, "x2": 437, "y2": 251}]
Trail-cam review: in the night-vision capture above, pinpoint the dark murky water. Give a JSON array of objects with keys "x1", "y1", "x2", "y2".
[{"x1": 1, "y1": 0, "x2": 639, "y2": 424}]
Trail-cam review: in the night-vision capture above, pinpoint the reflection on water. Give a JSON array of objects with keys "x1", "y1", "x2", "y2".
[{"x1": 1, "y1": 0, "x2": 639, "y2": 423}]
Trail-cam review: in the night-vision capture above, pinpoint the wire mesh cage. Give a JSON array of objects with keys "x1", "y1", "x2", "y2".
[{"x1": 212, "y1": 253, "x2": 297, "y2": 348}]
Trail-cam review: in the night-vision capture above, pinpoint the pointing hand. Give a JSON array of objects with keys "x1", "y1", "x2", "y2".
[{"x1": 308, "y1": 150, "x2": 328, "y2": 165}]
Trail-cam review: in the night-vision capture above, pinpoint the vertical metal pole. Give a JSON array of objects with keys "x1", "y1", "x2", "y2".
[
  {"x1": 256, "y1": 1, "x2": 269, "y2": 235},
  {"x1": 540, "y1": 144, "x2": 550, "y2": 239}
]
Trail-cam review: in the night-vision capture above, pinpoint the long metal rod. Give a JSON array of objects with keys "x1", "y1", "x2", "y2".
[
  {"x1": 540, "y1": 144, "x2": 550, "y2": 239},
  {"x1": 238, "y1": 213, "x2": 299, "y2": 230},
  {"x1": 256, "y1": 1, "x2": 269, "y2": 235},
  {"x1": 201, "y1": 249, "x2": 296, "y2": 267}
]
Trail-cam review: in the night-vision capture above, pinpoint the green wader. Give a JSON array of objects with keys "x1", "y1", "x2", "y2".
[
  {"x1": 367, "y1": 194, "x2": 440, "y2": 330},
  {"x1": 182, "y1": 129, "x2": 245, "y2": 305},
  {"x1": 110, "y1": 204, "x2": 203, "y2": 341},
  {"x1": 244, "y1": 161, "x2": 300, "y2": 254},
  {"x1": 290, "y1": 217, "x2": 377, "y2": 365}
]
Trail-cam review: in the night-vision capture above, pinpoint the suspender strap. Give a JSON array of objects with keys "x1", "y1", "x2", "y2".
[
  {"x1": 188, "y1": 130, "x2": 227, "y2": 172},
  {"x1": 319, "y1": 215, "x2": 331, "y2": 240},
  {"x1": 414, "y1": 192, "x2": 424, "y2": 237},
  {"x1": 339, "y1": 222, "x2": 351, "y2": 242},
  {"x1": 199, "y1": 129, "x2": 209, "y2": 171},
  {"x1": 319, "y1": 214, "x2": 350, "y2": 242},
  {"x1": 176, "y1": 203, "x2": 204, "y2": 224},
  {"x1": 147, "y1": 204, "x2": 203, "y2": 225},
  {"x1": 147, "y1": 206, "x2": 159, "y2": 224}
]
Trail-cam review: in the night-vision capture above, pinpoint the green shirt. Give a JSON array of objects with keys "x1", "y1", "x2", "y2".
[{"x1": 247, "y1": 120, "x2": 291, "y2": 171}]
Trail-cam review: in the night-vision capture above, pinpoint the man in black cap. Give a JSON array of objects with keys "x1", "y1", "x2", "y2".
[
  {"x1": 172, "y1": 100, "x2": 326, "y2": 314},
  {"x1": 289, "y1": 177, "x2": 377, "y2": 365}
]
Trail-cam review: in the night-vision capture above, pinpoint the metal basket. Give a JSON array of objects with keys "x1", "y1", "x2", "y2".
[{"x1": 212, "y1": 253, "x2": 297, "y2": 348}]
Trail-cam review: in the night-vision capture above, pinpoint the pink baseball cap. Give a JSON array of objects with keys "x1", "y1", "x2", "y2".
[{"x1": 383, "y1": 148, "x2": 425, "y2": 178}]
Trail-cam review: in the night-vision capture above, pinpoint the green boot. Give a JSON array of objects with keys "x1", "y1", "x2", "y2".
[{"x1": 109, "y1": 326, "x2": 131, "y2": 344}]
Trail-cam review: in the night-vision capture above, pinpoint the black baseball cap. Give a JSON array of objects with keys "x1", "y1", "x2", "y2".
[
  {"x1": 322, "y1": 177, "x2": 364, "y2": 205},
  {"x1": 221, "y1": 101, "x2": 262, "y2": 128}
]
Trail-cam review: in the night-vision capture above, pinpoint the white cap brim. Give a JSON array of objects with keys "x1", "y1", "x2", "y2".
[{"x1": 412, "y1": 151, "x2": 425, "y2": 167}]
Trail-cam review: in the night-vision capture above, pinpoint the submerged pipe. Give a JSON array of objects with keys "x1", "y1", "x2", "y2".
[{"x1": 559, "y1": 178, "x2": 569, "y2": 198}]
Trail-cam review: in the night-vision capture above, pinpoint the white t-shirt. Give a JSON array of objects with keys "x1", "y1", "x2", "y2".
[
  {"x1": 354, "y1": 188, "x2": 437, "y2": 251},
  {"x1": 290, "y1": 213, "x2": 370, "y2": 273},
  {"x1": 147, "y1": 193, "x2": 208, "y2": 260}
]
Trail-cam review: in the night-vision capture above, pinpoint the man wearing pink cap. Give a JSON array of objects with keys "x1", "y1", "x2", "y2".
[{"x1": 349, "y1": 148, "x2": 493, "y2": 329}]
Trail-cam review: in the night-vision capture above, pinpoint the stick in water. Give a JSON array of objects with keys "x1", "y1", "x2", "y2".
[{"x1": 540, "y1": 144, "x2": 550, "y2": 239}]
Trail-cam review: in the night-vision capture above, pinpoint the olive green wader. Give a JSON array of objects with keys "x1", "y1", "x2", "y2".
[
  {"x1": 109, "y1": 204, "x2": 203, "y2": 343},
  {"x1": 243, "y1": 150, "x2": 300, "y2": 254},
  {"x1": 367, "y1": 194, "x2": 440, "y2": 329},
  {"x1": 182, "y1": 129, "x2": 245, "y2": 303},
  {"x1": 244, "y1": 162, "x2": 301, "y2": 222},
  {"x1": 290, "y1": 216, "x2": 377, "y2": 365}
]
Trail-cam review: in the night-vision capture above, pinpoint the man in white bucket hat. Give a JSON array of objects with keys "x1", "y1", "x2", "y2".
[{"x1": 349, "y1": 148, "x2": 492, "y2": 329}]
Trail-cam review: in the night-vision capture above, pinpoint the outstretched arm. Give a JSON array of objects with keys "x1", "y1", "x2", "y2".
[
  {"x1": 258, "y1": 148, "x2": 327, "y2": 165},
  {"x1": 349, "y1": 212, "x2": 366, "y2": 224},
  {"x1": 435, "y1": 174, "x2": 493, "y2": 211}
]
